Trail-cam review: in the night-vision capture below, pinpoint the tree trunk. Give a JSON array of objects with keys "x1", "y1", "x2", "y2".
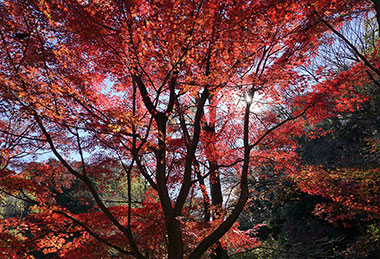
[{"x1": 156, "y1": 113, "x2": 184, "y2": 258}]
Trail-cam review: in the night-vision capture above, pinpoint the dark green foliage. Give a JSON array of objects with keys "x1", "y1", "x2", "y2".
[
  {"x1": 299, "y1": 111, "x2": 379, "y2": 170},
  {"x1": 52, "y1": 179, "x2": 94, "y2": 215},
  {"x1": 237, "y1": 88, "x2": 380, "y2": 257},
  {"x1": 238, "y1": 173, "x2": 350, "y2": 258}
]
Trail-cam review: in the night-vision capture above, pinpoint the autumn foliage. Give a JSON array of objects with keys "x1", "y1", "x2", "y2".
[{"x1": 0, "y1": 0, "x2": 379, "y2": 258}]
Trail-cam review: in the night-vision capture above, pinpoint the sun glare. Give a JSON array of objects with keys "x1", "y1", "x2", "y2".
[{"x1": 245, "y1": 93, "x2": 252, "y2": 103}]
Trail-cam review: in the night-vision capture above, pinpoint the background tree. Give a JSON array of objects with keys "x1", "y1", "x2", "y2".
[{"x1": 235, "y1": 7, "x2": 380, "y2": 258}]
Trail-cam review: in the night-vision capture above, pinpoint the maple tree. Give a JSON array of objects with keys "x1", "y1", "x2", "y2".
[{"x1": 0, "y1": 0, "x2": 378, "y2": 258}]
